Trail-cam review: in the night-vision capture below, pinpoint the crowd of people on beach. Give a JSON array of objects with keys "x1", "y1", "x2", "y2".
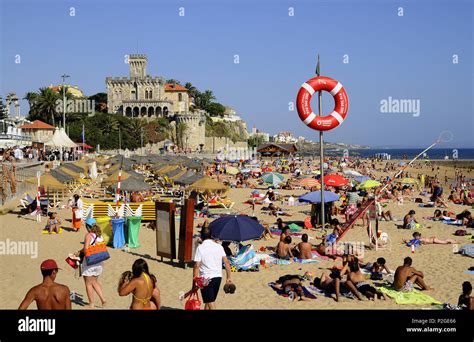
[{"x1": 14, "y1": 153, "x2": 474, "y2": 310}]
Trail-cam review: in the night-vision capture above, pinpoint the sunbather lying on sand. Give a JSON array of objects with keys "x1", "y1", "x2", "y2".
[
  {"x1": 313, "y1": 269, "x2": 362, "y2": 302},
  {"x1": 404, "y1": 232, "x2": 457, "y2": 245},
  {"x1": 273, "y1": 275, "x2": 308, "y2": 301}
]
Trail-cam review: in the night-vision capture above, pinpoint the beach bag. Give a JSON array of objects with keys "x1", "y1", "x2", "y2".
[
  {"x1": 84, "y1": 236, "x2": 110, "y2": 266},
  {"x1": 415, "y1": 198, "x2": 423, "y2": 203},
  {"x1": 185, "y1": 289, "x2": 201, "y2": 310},
  {"x1": 454, "y1": 229, "x2": 468, "y2": 236}
]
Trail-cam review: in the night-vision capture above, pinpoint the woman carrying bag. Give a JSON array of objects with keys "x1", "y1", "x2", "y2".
[{"x1": 75, "y1": 218, "x2": 109, "y2": 309}]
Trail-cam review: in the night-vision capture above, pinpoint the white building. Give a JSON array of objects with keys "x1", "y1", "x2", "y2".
[{"x1": 273, "y1": 131, "x2": 297, "y2": 144}]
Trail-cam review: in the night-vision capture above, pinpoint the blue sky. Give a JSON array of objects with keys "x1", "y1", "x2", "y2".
[{"x1": 1, "y1": 0, "x2": 472, "y2": 148}]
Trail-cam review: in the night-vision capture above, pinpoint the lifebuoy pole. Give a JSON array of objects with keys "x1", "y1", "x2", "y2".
[{"x1": 317, "y1": 55, "x2": 325, "y2": 230}]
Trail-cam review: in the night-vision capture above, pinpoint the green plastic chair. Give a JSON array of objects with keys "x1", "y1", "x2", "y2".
[{"x1": 127, "y1": 216, "x2": 142, "y2": 249}]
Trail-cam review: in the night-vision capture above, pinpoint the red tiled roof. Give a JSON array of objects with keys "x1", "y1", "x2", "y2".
[
  {"x1": 164, "y1": 83, "x2": 188, "y2": 92},
  {"x1": 19, "y1": 120, "x2": 55, "y2": 130}
]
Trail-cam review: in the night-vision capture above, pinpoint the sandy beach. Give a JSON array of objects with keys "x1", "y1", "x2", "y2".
[{"x1": 0, "y1": 159, "x2": 473, "y2": 310}]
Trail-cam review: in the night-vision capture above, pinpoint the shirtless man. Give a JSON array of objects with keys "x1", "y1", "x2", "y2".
[
  {"x1": 294, "y1": 234, "x2": 313, "y2": 259},
  {"x1": 393, "y1": 257, "x2": 432, "y2": 292},
  {"x1": 346, "y1": 261, "x2": 387, "y2": 300},
  {"x1": 276, "y1": 236, "x2": 294, "y2": 259},
  {"x1": 403, "y1": 210, "x2": 418, "y2": 229},
  {"x1": 19, "y1": 259, "x2": 71, "y2": 310}
]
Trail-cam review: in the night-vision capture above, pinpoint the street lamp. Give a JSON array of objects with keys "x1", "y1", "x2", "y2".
[{"x1": 61, "y1": 74, "x2": 70, "y2": 129}]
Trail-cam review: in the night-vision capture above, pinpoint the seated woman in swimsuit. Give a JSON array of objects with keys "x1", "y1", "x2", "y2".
[
  {"x1": 448, "y1": 191, "x2": 463, "y2": 204},
  {"x1": 118, "y1": 258, "x2": 161, "y2": 310},
  {"x1": 44, "y1": 212, "x2": 61, "y2": 234},
  {"x1": 404, "y1": 232, "x2": 457, "y2": 245}
]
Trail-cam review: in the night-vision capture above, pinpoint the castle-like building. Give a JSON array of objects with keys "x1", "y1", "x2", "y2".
[{"x1": 106, "y1": 54, "x2": 206, "y2": 150}]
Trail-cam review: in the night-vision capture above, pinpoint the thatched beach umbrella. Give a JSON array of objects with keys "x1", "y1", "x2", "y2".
[
  {"x1": 25, "y1": 173, "x2": 67, "y2": 190},
  {"x1": 187, "y1": 176, "x2": 228, "y2": 193},
  {"x1": 50, "y1": 169, "x2": 76, "y2": 183},
  {"x1": 109, "y1": 177, "x2": 151, "y2": 192}
]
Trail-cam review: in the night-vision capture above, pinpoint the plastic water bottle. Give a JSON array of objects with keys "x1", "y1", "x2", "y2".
[{"x1": 411, "y1": 244, "x2": 415, "y2": 254}]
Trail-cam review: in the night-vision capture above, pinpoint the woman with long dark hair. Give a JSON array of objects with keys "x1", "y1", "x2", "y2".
[{"x1": 118, "y1": 258, "x2": 161, "y2": 310}]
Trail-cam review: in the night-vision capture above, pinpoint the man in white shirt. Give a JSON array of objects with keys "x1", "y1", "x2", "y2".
[{"x1": 193, "y1": 227, "x2": 232, "y2": 309}]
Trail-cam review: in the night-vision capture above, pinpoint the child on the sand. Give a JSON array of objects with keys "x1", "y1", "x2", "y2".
[
  {"x1": 458, "y1": 281, "x2": 473, "y2": 310},
  {"x1": 44, "y1": 212, "x2": 61, "y2": 234}
]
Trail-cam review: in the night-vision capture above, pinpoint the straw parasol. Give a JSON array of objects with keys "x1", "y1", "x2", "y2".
[
  {"x1": 109, "y1": 177, "x2": 151, "y2": 192},
  {"x1": 187, "y1": 176, "x2": 228, "y2": 193},
  {"x1": 50, "y1": 169, "x2": 76, "y2": 183},
  {"x1": 57, "y1": 166, "x2": 81, "y2": 178},
  {"x1": 25, "y1": 173, "x2": 67, "y2": 190}
]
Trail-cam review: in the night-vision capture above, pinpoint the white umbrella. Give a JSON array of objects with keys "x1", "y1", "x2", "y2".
[{"x1": 343, "y1": 170, "x2": 363, "y2": 177}]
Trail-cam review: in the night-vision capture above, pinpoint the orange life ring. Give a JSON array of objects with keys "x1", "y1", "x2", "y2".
[{"x1": 296, "y1": 76, "x2": 348, "y2": 131}]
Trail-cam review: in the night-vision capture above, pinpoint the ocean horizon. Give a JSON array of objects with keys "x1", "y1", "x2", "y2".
[{"x1": 348, "y1": 148, "x2": 474, "y2": 160}]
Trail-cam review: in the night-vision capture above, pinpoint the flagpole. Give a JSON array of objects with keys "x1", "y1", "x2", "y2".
[{"x1": 317, "y1": 54, "x2": 325, "y2": 229}]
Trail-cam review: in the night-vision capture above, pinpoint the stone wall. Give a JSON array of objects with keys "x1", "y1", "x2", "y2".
[{"x1": 204, "y1": 137, "x2": 248, "y2": 153}]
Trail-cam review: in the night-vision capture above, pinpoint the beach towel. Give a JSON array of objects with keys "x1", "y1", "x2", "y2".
[
  {"x1": 288, "y1": 223, "x2": 302, "y2": 232},
  {"x1": 268, "y1": 282, "x2": 317, "y2": 299},
  {"x1": 464, "y1": 270, "x2": 474, "y2": 275},
  {"x1": 379, "y1": 287, "x2": 442, "y2": 305},
  {"x1": 42, "y1": 228, "x2": 63, "y2": 235},
  {"x1": 229, "y1": 245, "x2": 259, "y2": 270},
  {"x1": 293, "y1": 252, "x2": 320, "y2": 263},
  {"x1": 459, "y1": 244, "x2": 474, "y2": 258},
  {"x1": 443, "y1": 220, "x2": 463, "y2": 226},
  {"x1": 257, "y1": 253, "x2": 292, "y2": 265}
]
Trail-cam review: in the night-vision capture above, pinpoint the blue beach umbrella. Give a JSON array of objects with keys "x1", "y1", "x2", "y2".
[
  {"x1": 298, "y1": 190, "x2": 340, "y2": 204},
  {"x1": 355, "y1": 176, "x2": 371, "y2": 183},
  {"x1": 209, "y1": 215, "x2": 265, "y2": 242}
]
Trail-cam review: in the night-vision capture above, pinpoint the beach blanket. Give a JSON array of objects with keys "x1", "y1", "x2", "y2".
[
  {"x1": 443, "y1": 220, "x2": 463, "y2": 226},
  {"x1": 379, "y1": 287, "x2": 442, "y2": 305},
  {"x1": 288, "y1": 223, "x2": 302, "y2": 232},
  {"x1": 293, "y1": 252, "x2": 320, "y2": 263},
  {"x1": 270, "y1": 229, "x2": 304, "y2": 238},
  {"x1": 42, "y1": 228, "x2": 63, "y2": 235},
  {"x1": 459, "y1": 244, "x2": 474, "y2": 258},
  {"x1": 257, "y1": 253, "x2": 292, "y2": 265},
  {"x1": 268, "y1": 282, "x2": 318, "y2": 299},
  {"x1": 229, "y1": 245, "x2": 259, "y2": 270}
]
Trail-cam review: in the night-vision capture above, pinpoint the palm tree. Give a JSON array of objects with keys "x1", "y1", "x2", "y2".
[
  {"x1": 127, "y1": 118, "x2": 146, "y2": 137},
  {"x1": 36, "y1": 87, "x2": 60, "y2": 125},
  {"x1": 24, "y1": 92, "x2": 39, "y2": 117},
  {"x1": 166, "y1": 79, "x2": 180, "y2": 85},
  {"x1": 100, "y1": 115, "x2": 119, "y2": 135}
]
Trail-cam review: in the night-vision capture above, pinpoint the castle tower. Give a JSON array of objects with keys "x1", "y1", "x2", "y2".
[
  {"x1": 129, "y1": 54, "x2": 147, "y2": 78},
  {"x1": 175, "y1": 112, "x2": 206, "y2": 151}
]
